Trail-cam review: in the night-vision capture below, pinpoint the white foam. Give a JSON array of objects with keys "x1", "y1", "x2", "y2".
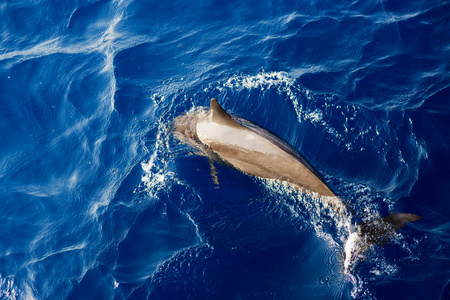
[
  {"x1": 222, "y1": 71, "x2": 295, "y2": 91},
  {"x1": 0, "y1": 274, "x2": 19, "y2": 300},
  {"x1": 343, "y1": 232, "x2": 361, "y2": 273},
  {"x1": 258, "y1": 178, "x2": 353, "y2": 248},
  {"x1": 140, "y1": 107, "x2": 178, "y2": 200}
]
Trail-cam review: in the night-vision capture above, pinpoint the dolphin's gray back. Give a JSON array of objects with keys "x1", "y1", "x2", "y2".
[{"x1": 232, "y1": 115, "x2": 334, "y2": 195}]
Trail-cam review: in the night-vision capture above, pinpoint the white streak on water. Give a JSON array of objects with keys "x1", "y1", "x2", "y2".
[{"x1": 28, "y1": 243, "x2": 87, "y2": 264}]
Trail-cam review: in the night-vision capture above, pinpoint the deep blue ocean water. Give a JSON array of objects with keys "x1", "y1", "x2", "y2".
[{"x1": 1, "y1": 0, "x2": 449, "y2": 299}]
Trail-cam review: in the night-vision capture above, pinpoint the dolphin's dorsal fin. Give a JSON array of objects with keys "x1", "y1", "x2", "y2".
[{"x1": 210, "y1": 98, "x2": 243, "y2": 128}]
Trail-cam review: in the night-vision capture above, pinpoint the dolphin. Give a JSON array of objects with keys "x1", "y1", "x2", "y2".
[
  {"x1": 174, "y1": 98, "x2": 344, "y2": 208},
  {"x1": 173, "y1": 98, "x2": 420, "y2": 272}
]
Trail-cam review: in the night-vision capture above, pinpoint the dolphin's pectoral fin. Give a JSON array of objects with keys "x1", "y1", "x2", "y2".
[
  {"x1": 208, "y1": 159, "x2": 220, "y2": 187},
  {"x1": 210, "y1": 98, "x2": 244, "y2": 129}
]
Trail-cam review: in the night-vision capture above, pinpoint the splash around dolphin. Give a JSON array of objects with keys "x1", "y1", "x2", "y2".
[{"x1": 173, "y1": 98, "x2": 420, "y2": 272}]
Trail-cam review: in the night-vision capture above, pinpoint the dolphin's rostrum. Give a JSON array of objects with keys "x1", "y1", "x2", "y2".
[{"x1": 173, "y1": 98, "x2": 421, "y2": 272}]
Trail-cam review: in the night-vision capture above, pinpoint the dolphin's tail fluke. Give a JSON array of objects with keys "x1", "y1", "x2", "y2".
[
  {"x1": 382, "y1": 213, "x2": 421, "y2": 229},
  {"x1": 358, "y1": 212, "x2": 421, "y2": 246},
  {"x1": 344, "y1": 212, "x2": 421, "y2": 272}
]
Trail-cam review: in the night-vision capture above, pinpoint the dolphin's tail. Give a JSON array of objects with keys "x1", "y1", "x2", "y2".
[
  {"x1": 344, "y1": 212, "x2": 421, "y2": 272},
  {"x1": 382, "y1": 213, "x2": 421, "y2": 229},
  {"x1": 358, "y1": 212, "x2": 421, "y2": 245}
]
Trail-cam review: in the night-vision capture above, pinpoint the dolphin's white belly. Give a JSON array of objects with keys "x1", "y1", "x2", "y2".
[{"x1": 196, "y1": 119, "x2": 335, "y2": 197}]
